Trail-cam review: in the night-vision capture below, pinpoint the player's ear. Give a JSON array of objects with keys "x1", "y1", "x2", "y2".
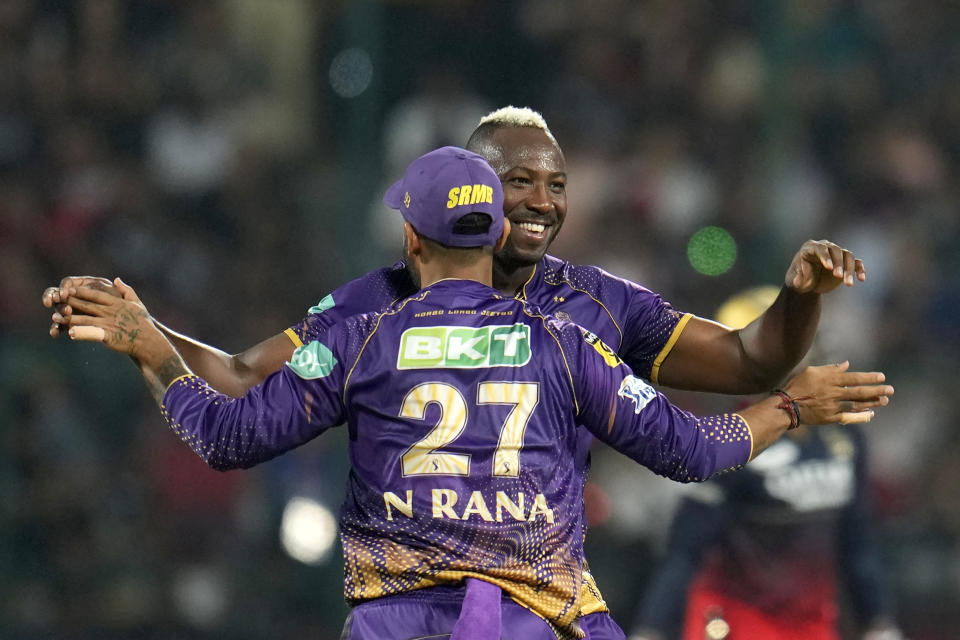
[
  {"x1": 403, "y1": 223, "x2": 422, "y2": 257},
  {"x1": 495, "y1": 219, "x2": 511, "y2": 251}
]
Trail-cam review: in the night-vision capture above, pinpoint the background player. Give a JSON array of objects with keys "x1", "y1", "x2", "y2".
[
  {"x1": 43, "y1": 106, "x2": 873, "y2": 638},
  {"x1": 57, "y1": 147, "x2": 892, "y2": 640},
  {"x1": 629, "y1": 287, "x2": 903, "y2": 640}
]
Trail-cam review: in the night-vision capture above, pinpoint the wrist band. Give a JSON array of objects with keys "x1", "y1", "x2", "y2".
[{"x1": 772, "y1": 388, "x2": 801, "y2": 430}]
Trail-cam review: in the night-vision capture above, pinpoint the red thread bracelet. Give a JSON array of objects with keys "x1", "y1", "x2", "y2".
[{"x1": 772, "y1": 388, "x2": 801, "y2": 430}]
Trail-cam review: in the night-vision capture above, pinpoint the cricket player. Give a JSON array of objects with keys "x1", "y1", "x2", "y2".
[
  {"x1": 47, "y1": 107, "x2": 877, "y2": 639},
  {"x1": 59, "y1": 147, "x2": 892, "y2": 639}
]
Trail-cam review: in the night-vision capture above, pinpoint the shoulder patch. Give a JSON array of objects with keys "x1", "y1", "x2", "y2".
[
  {"x1": 287, "y1": 341, "x2": 338, "y2": 379},
  {"x1": 617, "y1": 375, "x2": 657, "y2": 414},
  {"x1": 581, "y1": 329, "x2": 622, "y2": 368},
  {"x1": 307, "y1": 293, "x2": 335, "y2": 315}
]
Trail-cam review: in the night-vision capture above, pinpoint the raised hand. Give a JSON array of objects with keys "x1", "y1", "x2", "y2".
[
  {"x1": 43, "y1": 276, "x2": 120, "y2": 337},
  {"x1": 781, "y1": 361, "x2": 893, "y2": 425},
  {"x1": 784, "y1": 239, "x2": 866, "y2": 294},
  {"x1": 62, "y1": 278, "x2": 189, "y2": 405},
  {"x1": 61, "y1": 278, "x2": 158, "y2": 359}
]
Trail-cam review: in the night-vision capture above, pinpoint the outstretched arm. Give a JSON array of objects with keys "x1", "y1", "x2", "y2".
[
  {"x1": 61, "y1": 280, "x2": 345, "y2": 469},
  {"x1": 657, "y1": 240, "x2": 865, "y2": 393},
  {"x1": 572, "y1": 328, "x2": 892, "y2": 480},
  {"x1": 44, "y1": 276, "x2": 296, "y2": 397}
]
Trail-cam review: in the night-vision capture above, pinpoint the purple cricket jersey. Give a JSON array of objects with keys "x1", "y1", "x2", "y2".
[
  {"x1": 162, "y1": 279, "x2": 752, "y2": 636},
  {"x1": 287, "y1": 255, "x2": 687, "y2": 387},
  {"x1": 284, "y1": 254, "x2": 692, "y2": 624}
]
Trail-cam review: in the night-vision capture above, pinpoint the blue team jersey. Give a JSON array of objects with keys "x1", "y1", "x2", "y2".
[{"x1": 162, "y1": 280, "x2": 750, "y2": 635}]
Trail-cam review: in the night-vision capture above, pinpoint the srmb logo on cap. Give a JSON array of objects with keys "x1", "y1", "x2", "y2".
[
  {"x1": 446, "y1": 184, "x2": 494, "y2": 209},
  {"x1": 398, "y1": 324, "x2": 531, "y2": 369}
]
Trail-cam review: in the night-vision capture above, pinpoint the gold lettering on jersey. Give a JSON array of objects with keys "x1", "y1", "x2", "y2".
[
  {"x1": 495, "y1": 491, "x2": 525, "y2": 522},
  {"x1": 414, "y1": 309, "x2": 510, "y2": 318},
  {"x1": 447, "y1": 184, "x2": 494, "y2": 208},
  {"x1": 386, "y1": 489, "x2": 554, "y2": 522},
  {"x1": 528, "y1": 493, "x2": 555, "y2": 523},
  {"x1": 431, "y1": 489, "x2": 460, "y2": 519},
  {"x1": 383, "y1": 490, "x2": 413, "y2": 521},
  {"x1": 461, "y1": 491, "x2": 494, "y2": 522}
]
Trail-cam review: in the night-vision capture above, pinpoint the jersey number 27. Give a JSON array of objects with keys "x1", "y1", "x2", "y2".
[{"x1": 399, "y1": 382, "x2": 539, "y2": 478}]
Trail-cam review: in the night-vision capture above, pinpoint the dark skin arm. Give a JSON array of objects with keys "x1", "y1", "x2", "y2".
[
  {"x1": 43, "y1": 241, "x2": 863, "y2": 397},
  {"x1": 66, "y1": 282, "x2": 894, "y2": 455},
  {"x1": 44, "y1": 276, "x2": 296, "y2": 398},
  {"x1": 152, "y1": 323, "x2": 295, "y2": 397},
  {"x1": 657, "y1": 239, "x2": 865, "y2": 393}
]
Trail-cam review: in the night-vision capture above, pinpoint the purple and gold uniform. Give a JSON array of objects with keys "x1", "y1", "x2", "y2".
[
  {"x1": 163, "y1": 279, "x2": 749, "y2": 638},
  {"x1": 285, "y1": 254, "x2": 690, "y2": 628},
  {"x1": 288, "y1": 255, "x2": 686, "y2": 388}
]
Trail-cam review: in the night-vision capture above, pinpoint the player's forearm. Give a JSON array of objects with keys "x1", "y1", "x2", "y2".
[
  {"x1": 153, "y1": 321, "x2": 292, "y2": 397},
  {"x1": 161, "y1": 368, "x2": 339, "y2": 471},
  {"x1": 597, "y1": 395, "x2": 753, "y2": 482},
  {"x1": 737, "y1": 395, "x2": 794, "y2": 460},
  {"x1": 139, "y1": 353, "x2": 191, "y2": 406},
  {"x1": 737, "y1": 286, "x2": 821, "y2": 389},
  {"x1": 129, "y1": 329, "x2": 192, "y2": 406}
]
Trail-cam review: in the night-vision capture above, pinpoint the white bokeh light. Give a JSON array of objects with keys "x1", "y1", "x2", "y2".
[{"x1": 280, "y1": 496, "x2": 338, "y2": 566}]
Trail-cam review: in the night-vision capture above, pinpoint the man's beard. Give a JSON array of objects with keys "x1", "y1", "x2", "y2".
[{"x1": 401, "y1": 234, "x2": 421, "y2": 288}]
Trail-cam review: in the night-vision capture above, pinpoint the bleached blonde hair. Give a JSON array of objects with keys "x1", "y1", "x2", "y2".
[
  {"x1": 476, "y1": 106, "x2": 550, "y2": 131},
  {"x1": 466, "y1": 106, "x2": 558, "y2": 155}
]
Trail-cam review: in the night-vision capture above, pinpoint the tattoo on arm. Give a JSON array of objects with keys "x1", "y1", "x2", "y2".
[
  {"x1": 114, "y1": 307, "x2": 147, "y2": 350},
  {"x1": 144, "y1": 354, "x2": 190, "y2": 406}
]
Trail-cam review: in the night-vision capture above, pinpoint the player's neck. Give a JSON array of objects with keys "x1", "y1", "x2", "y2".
[
  {"x1": 418, "y1": 259, "x2": 494, "y2": 289},
  {"x1": 492, "y1": 259, "x2": 535, "y2": 297}
]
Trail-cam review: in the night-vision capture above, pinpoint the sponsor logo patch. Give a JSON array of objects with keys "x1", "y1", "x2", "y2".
[
  {"x1": 581, "y1": 329, "x2": 622, "y2": 368},
  {"x1": 398, "y1": 324, "x2": 531, "y2": 369},
  {"x1": 617, "y1": 375, "x2": 657, "y2": 414},
  {"x1": 287, "y1": 340, "x2": 338, "y2": 379}
]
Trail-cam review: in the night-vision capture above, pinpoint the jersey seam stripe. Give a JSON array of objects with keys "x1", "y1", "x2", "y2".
[
  {"x1": 284, "y1": 327, "x2": 304, "y2": 348},
  {"x1": 342, "y1": 290, "x2": 431, "y2": 402},
  {"x1": 548, "y1": 278, "x2": 624, "y2": 350},
  {"x1": 650, "y1": 313, "x2": 693, "y2": 384},
  {"x1": 523, "y1": 307, "x2": 579, "y2": 414},
  {"x1": 164, "y1": 373, "x2": 196, "y2": 393},
  {"x1": 516, "y1": 262, "x2": 539, "y2": 300}
]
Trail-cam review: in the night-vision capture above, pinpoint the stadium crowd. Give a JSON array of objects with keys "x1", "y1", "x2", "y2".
[{"x1": 2, "y1": 1, "x2": 958, "y2": 637}]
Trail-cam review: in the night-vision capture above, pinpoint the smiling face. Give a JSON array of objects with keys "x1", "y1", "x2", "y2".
[{"x1": 478, "y1": 126, "x2": 567, "y2": 268}]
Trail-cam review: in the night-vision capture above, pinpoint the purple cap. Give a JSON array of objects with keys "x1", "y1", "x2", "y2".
[{"x1": 384, "y1": 146, "x2": 504, "y2": 248}]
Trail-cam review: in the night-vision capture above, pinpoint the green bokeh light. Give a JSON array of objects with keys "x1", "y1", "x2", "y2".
[{"x1": 687, "y1": 226, "x2": 737, "y2": 276}]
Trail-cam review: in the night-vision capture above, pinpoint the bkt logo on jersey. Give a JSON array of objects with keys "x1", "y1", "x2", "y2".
[
  {"x1": 398, "y1": 324, "x2": 531, "y2": 369},
  {"x1": 617, "y1": 375, "x2": 657, "y2": 414}
]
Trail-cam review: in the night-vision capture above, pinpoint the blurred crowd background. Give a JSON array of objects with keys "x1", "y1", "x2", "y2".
[{"x1": 1, "y1": 1, "x2": 958, "y2": 638}]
